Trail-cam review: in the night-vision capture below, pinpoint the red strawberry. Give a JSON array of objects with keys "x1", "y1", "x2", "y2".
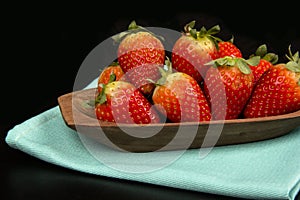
[
  {"x1": 248, "y1": 44, "x2": 278, "y2": 85},
  {"x1": 120, "y1": 63, "x2": 162, "y2": 97},
  {"x1": 203, "y1": 56, "x2": 260, "y2": 120},
  {"x1": 217, "y1": 37, "x2": 242, "y2": 58},
  {"x1": 95, "y1": 76, "x2": 161, "y2": 124},
  {"x1": 112, "y1": 20, "x2": 165, "y2": 95},
  {"x1": 171, "y1": 20, "x2": 220, "y2": 83},
  {"x1": 152, "y1": 59, "x2": 211, "y2": 122},
  {"x1": 243, "y1": 45, "x2": 300, "y2": 118},
  {"x1": 97, "y1": 62, "x2": 124, "y2": 93}
]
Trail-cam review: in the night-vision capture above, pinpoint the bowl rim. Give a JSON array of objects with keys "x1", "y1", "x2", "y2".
[{"x1": 58, "y1": 87, "x2": 300, "y2": 128}]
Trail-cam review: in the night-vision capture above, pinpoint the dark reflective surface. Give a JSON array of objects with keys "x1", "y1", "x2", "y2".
[{"x1": 1, "y1": 141, "x2": 242, "y2": 200}]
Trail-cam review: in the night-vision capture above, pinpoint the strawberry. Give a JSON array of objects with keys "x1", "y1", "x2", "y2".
[
  {"x1": 243, "y1": 45, "x2": 300, "y2": 118},
  {"x1": 112, "y1": 20, "x2": 165, "y2": 95},
  {"x1": 203, "y1": 56, "x2": 260, "y2": 120},
  {"x1": 152, "y1": 59, "x2": 211, "y2": 122},
  {"x1": 248, "y1": 44, "x2": 278, "y2": 85},
  {"x1": 120, "y1": 63, "x2": 162, "y2": 97},
  {"x1": 217, "y1": 37, "x2": 242, "y2": 58},
  {"x1": 97, "y1": 62, "x2": 124, "y2": 93},
  {"x1": 95, "y1": 75, "x2": 161, "y2": 124},
  {"x1": 171, "y1": 20, "x2": 221, "y2": 83}
]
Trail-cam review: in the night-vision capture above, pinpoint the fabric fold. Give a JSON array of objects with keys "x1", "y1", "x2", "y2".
[{"x1": 5, "y1": 79, "x2": 300, "y2": 199}]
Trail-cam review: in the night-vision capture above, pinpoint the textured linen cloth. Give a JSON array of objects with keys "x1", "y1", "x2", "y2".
[{"x1": 5, "y1": 79, "x2": 300, "y2": 200}]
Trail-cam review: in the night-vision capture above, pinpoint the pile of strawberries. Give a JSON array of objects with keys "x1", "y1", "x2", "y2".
[{"x1": 94, "y1": 20, "x2": 300, "y2": 124}]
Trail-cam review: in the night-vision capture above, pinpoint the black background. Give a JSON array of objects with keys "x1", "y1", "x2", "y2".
[{"x1": 2, "y1": 2, "x2": 299, "y2": 200}]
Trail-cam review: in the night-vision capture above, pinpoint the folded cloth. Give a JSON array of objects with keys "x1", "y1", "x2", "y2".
[{"x1": 5, "y1": 80, "x2": 300, "y2": 200}]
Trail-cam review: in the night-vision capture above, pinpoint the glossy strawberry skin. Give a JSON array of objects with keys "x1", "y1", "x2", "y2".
[
  {"x1": 97, "y1": 64, "x2": 124, "y2": 93},
  {"x1": 217, "y1": 41, "x2": 242, "y2": 58},
  {"x1": 171, "y1": 35, "x2": 218, "y2": 83},
  {"x1": 117, "y1": 31, "x2": 165, "y2": 73},
  {"x1": 152, "y1": 72, "x2": 211, "y2": 122},
  {"x1": 204, "y1": 66, "x2": 254, "y2": 120},
  {"x1": 243, "y1": 64, "x2": 300, "y2": 118},
  {"x1": 250, "y1": 59, "x2": 273, "y2": 86},
  {"x1": 95, "y1": 103, "x2": 114, "y2": 122},
  {"x1": 120, "y1": 63, "x2": 162, "y2": 97},
  {"x1": 95, "y1": 81, "x2": 161, "y2": 124}
]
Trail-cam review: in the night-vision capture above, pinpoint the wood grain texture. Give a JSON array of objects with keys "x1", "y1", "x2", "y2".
[{"x1": 58, "y1": 88, "x2": 300, "y2": 152}]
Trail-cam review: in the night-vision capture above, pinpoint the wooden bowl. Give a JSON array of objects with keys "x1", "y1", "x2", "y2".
[{"x1": 57, "y1": 88, "x2": 300, "y2": 152}]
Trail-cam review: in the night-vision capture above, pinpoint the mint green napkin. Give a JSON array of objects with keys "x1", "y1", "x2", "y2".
[{"x1": 5, "y1": 80, "x2": 300, "y2": 200}]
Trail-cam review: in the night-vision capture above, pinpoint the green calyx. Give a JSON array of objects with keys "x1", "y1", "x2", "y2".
[
  {"x1": 111, "y1": 20, "x2": 165, "y2": 44},
  {"x1": 183, "y1": 20, "x2": 221, "y2": 50},
  {"x1": 95, "y1": 73, "x2": 116, "y2": 105},
  {"x1": 285, "y1": 45, "x2": 300, "y2": 85},
  {"x1": 149, "y1": 57, "x2": 173, "y2": 86},
  {"x1": 205, "y1": 56, "x2": 260, "y2": 74},
  {"x1": 227, "y1": 35, "x2": 235, "y2": 43},
  {"x1": 110, "y1": 61, "x2": 119, "y2": 66},
  {"x1": 285, "y1": 45, "x2": 300, "y2": 72},
  {"x1": 250, "y1": 44, "x2": 278, "y2": 64}
]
